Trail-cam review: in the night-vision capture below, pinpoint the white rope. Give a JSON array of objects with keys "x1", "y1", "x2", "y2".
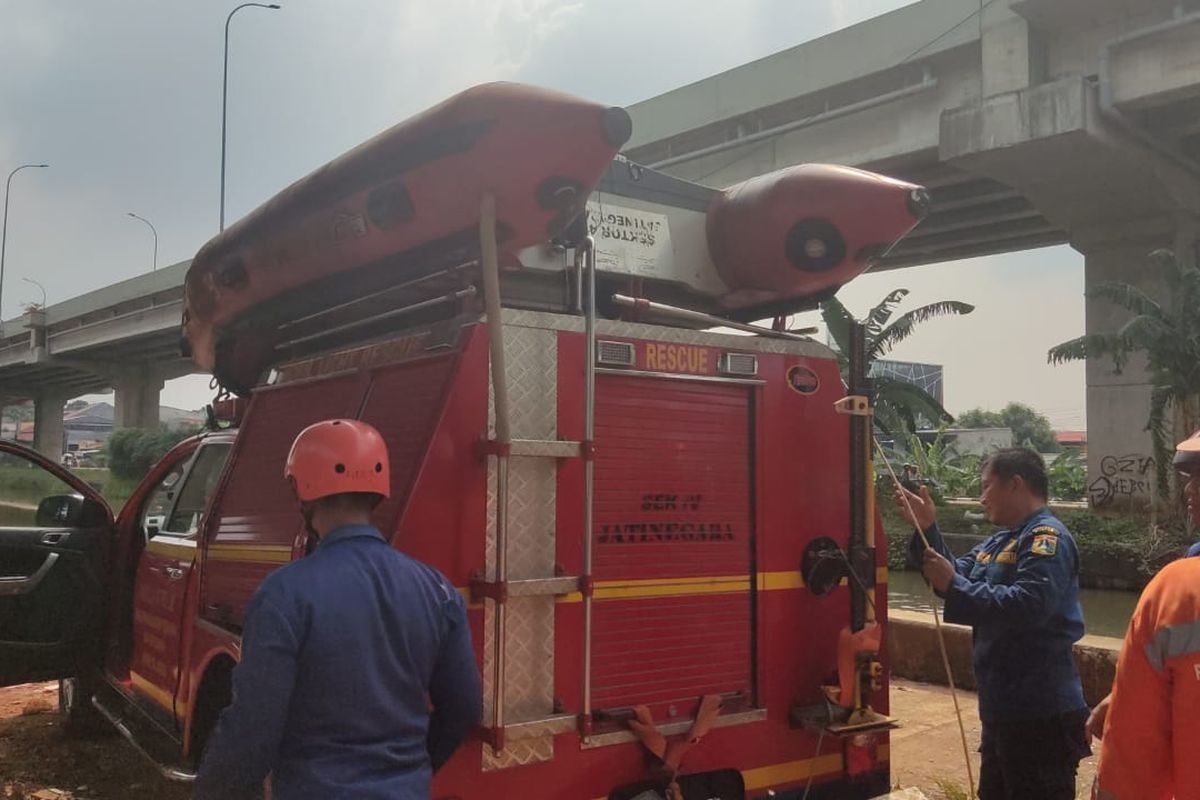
[{"x1": 875, "y1": 439, "x2": 978, "y2": 799}]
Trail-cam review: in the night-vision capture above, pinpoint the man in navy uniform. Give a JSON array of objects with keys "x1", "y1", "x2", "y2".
[
  {"x1": 896, "y1": 447, "x2": 1088, "y2": 799},
  {"x1": 195, "y1": 419, "x2": 482, "y2": 799}
]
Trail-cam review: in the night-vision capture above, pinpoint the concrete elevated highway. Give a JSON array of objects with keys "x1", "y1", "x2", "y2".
[
  {"x1": 626, "y1": 0, "x2": 1200, "y2": 505},
  {"x1": 0, "y1": 261, "x2": 193, "y2": 456}
]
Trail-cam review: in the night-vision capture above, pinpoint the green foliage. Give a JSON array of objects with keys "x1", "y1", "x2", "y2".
[
  {"x1": 956, "y1": 402, "x2": 1061, "y2": 453},
  {"x1": 1, "y1": 401, "x2": 34, "y2": 423},
  {"x1": 105, "y1": 426, "x2": 200, "y2": 480},
  {"x1": 882, "y1": 501, "x2": 1192, "y2": 585},
  {"x1": 74, "y1": 467, "x2": 139, "y2": 513},
  {"x1": 933, "y1": 778, "x2": 972, "y2": 800},
  {"x1": 879, "y1": 498, "x2": 915, "y2": 570},
  {"x1": 1048, "y1": 249, "x2": 1200, "y2": 500},
  {"x1": 880, "y1": 430, "x2": 981, "y2": 500},
  {"x1": 1056, "y1": 508, "x2": 1190, "y2": 582},
  {"x1": 1046, "y1": 450, "x2": 1087, "y2": 502},
  {"x1": 821, "y1": 288, "x2": 973, "y2": 436}
]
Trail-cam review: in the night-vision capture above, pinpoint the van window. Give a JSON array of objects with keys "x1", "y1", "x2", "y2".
[
  {"x1": 0, "y1": 450, "x2": 77, "y2": 528},
  {"x1": 139, "y1": 459, "x2": 187, "y2": 539},
  {"x1": 163, "y1": 444, "x2": 232, "y2": 536}
]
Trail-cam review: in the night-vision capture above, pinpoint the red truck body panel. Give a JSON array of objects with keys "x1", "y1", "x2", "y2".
[{"x1": 140, "y1": 316, "x2": 890, "y2": 798}]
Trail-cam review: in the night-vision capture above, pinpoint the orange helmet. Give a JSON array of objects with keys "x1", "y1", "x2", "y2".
[
  {"x1": 285, "y1": 419, "x2": 390, "y2": 502},
  {"x1": 1173, "y1": 429, "x2": 1200, "y2": 474}
]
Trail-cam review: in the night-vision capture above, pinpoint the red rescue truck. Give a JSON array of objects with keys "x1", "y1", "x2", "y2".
[{"x1": 0, "y1": 83, "x2": 929, "y2": 798}]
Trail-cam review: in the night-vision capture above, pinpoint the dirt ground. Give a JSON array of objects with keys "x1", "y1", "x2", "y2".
[
  {"x1": 0, "y1": 682, "x2": 189, "y2": 800},
  {"x1": 0, "y1": 679, "x2": 1097, "y2": 799},
  {"x1": 889, "y1": 678, "x2": 1098, "y2": 799}
]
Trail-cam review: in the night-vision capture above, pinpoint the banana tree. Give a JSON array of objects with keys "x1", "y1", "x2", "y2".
[
  {"x1": 821, "y1": 289, "x2": 974, "y2": 436},
  {"x1": 1048, "y1": 249, "x2": 1200, "y2": 500}
]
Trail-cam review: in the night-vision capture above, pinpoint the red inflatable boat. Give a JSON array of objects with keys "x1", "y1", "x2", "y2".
[
  {"x1": 183, "y1": 82, "x2": 632, "y2": 377},
  {"x1": 706, "y1": 164, "x2": 929, "y2": 307}
]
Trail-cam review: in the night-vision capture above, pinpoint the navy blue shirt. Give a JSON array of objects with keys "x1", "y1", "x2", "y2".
[
  {"x1": 1187, "y1": 541, "x2": 1200, "y2": 558},
  {"x1": 195, "y1": 524, "x2": 482, "y2": 800},
  {"x1": 909, "y1": 508, "x2": 1087, "y2": 724}
]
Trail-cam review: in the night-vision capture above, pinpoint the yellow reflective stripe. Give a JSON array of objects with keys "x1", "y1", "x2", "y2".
[
  {"x1": 758, "y1": 571, "x2": 803, "y2": 591},
  {"x1": 742, "y1": 751, "x2": 844, "y2": 789},
  {"x1": 595, "y1": 575, "x2": 750, "y2": 600},
  {"x1": 145, "y1": 538, "x2": 196, "y2": 560},
  {"x1": 586, "y1": 747, "x2": 866, "y2": 799},
  {"x1": 757, "y1": 567, "x2": 887, "y2": 592},
  {"x1": 206, "y1": 544, "x2": 292, "y2": 564},
  {"x1": 130, "y1": 670, "x2": 187, "y2": 716},
  {"x1": 462, "y1": 568, "x2": 889, "y2": 608}
]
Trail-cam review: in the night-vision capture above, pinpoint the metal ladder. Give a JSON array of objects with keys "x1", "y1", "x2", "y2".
[{"x1": 471, "y1": 194, "x2": 598, "y2": 767}]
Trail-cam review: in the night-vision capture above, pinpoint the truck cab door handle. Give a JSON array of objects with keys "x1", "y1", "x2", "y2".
[{"x1": 0, "y1": 552, "x2": 60, "y2": 596}]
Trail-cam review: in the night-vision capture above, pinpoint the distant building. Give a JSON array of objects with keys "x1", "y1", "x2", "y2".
[
  {"x1": 1056, "y1": 430, "x2": 1087, "y2": 455},
  {"x1": 160, "y1": 406, "x2": 206, "y2": 432},
  {"x1": 55, "y1": 402, "x2": 205, "y2": 451},
  {"x1": 63, "y1": 402, "x2": 115, "y2": 450},
  {"x1": 918, "y1": 427, "x2": 1014, "y2": 456},
  {"x1": 871, "y1": 359, "x2": 944, "y2": 405}
]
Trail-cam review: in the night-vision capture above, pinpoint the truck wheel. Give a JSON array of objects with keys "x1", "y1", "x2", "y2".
[{"x1": 58, "y1": 674, "x2": 109, "y2": 738}]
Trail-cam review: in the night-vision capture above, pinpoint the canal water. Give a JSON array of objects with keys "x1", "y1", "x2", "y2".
[{"x1": 887, "y1": 569, "x2": 1140, "y2": 639}]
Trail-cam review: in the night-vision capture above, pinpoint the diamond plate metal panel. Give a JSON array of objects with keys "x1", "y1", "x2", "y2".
[
  {"x1": 482, "y1": 734, "x2": 554, "y2": 770},
  {"x1": 481, "y1": 322, "x2": 560, "y2": 770},
  {"x1": 502, "y1": 307, "x2": 833, "y2": 357},
  {"x1": 511, "y1": 439, "x2": 582, "y2": 458},
  {"x1": 480, "y1": 592, "x2": 557, "y2": 769},
  {"x1": 505, "y1": 458, "x2": 556, "y2": 580}
]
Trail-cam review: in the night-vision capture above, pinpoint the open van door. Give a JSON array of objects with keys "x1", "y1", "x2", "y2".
[{"x1": 0, "y1": 441, "x2": 114, "y2": 686}]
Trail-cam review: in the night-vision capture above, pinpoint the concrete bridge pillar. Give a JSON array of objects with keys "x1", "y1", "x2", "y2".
[
  {"x1": 1077, "y1": 219, "x2": 1199, "y2": 510},
  {"x1": 114, "y1": 366, "x2": 164, "y2": 431},
  {"x1": 33, "y1": 390, "x2": 69, "y2": 461},
  {"x1": 981, "y1": 8, "x2": 1043, "y2": 98}
]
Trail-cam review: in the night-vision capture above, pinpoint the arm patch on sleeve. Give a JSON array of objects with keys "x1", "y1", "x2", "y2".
[{"x1": 1031, "y1": 532, "x2": 1058, "y2": 556}]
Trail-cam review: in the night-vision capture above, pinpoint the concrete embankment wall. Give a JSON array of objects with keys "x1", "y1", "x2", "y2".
[{"x1": 887, "y1": 609, "x2": 1121, "y2": 706}]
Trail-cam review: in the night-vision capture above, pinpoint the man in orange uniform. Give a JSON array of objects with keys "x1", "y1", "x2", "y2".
[{"x1": 1093, "y1": 431, "x2": 1200, "y2": 799}]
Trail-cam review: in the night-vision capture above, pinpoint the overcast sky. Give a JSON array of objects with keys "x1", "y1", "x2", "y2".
[{"x1": 0, "y1": 0, "x2": 1085, "y2": 428}]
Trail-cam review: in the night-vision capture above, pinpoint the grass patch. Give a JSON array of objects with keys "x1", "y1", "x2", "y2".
[
  {"x1": 0, "y1": 461, "x2": 74, "y2": 508},
  {"x1": 0, "y1": 462, "x2": 140, "y2": 523},
  {"x1": 75, "y1": 468, "x2": 139, "y2": 513},
  {"x1": 933, "y1": 778, "x2": 971, "y2": 800}
]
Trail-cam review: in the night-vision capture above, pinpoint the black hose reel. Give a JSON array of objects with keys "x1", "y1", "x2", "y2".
[{"x1": 800, "y1": 536, "x2": 876, "y2": 597}]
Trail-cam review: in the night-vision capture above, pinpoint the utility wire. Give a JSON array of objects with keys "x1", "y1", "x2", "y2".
[{"x1": 875, "y1": 438, "x2": 978, "y2": 799}]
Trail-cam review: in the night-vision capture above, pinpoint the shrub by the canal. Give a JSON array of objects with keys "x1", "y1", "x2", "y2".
[
  {"x1": 881, "y1": 502, "x2": 1192, "y2": 590},
  {"x1": 105, "y1": 426, "x2": 201, "y2": 480}
]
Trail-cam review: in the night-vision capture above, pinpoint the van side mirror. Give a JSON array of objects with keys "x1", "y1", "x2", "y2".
[{"x1": 36, "y1": 495, "x2": 108, "y2": 528}]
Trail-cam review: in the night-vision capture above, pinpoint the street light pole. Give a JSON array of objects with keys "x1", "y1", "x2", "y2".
[
  {"x1": 1, "y1": 163, "x2": 49, "y2": 333},
  {"x1": 221, "y1": 2, "x2": 281, "y2": 232},
  {"x1": 127, "y1": 212, "x2": 159, "y2": 271},
  {"x1": 21, "y1": 277, "x2": 46, "y2": 309}
]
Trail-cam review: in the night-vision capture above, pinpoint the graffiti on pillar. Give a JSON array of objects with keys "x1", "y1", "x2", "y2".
[{"x1": 1088, "y1": 454, "x2": 1155, "y2": 507}]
